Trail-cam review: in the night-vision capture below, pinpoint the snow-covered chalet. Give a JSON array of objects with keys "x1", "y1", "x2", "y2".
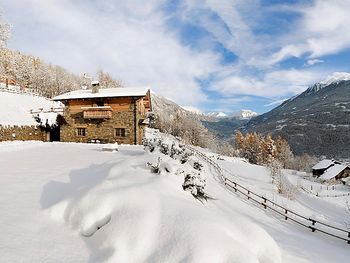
[
  {"x1": 52, "y1": 83, "x2": 152, "y2": 145},
  {"x1": 312, "y1": 159, "x2": 350, "y2": 181}
]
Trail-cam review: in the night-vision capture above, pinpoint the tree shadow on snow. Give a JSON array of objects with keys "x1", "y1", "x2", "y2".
[{"x1": 40, "y1": 162, "x2": 116, "y2": 209}]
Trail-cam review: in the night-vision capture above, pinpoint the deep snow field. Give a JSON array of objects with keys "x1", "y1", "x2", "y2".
[{"x1": 0, "y1": 135, "x2": 349, "y2": 262}]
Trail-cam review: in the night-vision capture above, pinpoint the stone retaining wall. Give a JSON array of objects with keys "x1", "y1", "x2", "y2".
[{"x1": 0, "y1": 125, "x2": 45, "y2": 141}]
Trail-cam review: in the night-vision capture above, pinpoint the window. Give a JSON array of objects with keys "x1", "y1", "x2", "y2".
[
  {"x1": 77, "y1": 128, "x2": 86, "y2": 136},
  {"x1": 115, "y1": 128, "x2": 126, "y2": 137},
  {"x1": 96, "y1": 99, "x2": 104, "y2": 107}
]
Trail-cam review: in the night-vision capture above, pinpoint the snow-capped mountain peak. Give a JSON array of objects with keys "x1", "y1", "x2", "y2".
[
  {"x1": 319, "y1": 72, "x2": 350, "y2": 86},
  {"x1": 232, "y1": 109, "x2": 258, "y2": 119},
  {"x1": 207, "y1": 111, "x2": 228, "y2": 118},
  {"x1": 308, "y1": 72, "x2": 350, "y2": 93}
]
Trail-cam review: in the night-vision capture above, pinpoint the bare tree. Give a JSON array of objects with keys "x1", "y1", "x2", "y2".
[
  {"x1": 96, "y1": 69, "x2": 123, "y2": 88},
  {"x1": 0, "y1": 12, "x2": 10, "y2": 48}
]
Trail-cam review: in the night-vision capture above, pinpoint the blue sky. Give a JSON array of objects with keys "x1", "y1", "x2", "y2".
[{"x1": 1, "y1": 0, "x2": 350, "y2": 114}]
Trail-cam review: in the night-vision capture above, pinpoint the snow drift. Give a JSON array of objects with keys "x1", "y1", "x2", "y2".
[{"x1": 44, "y1": 142, "x2": 281, "y2": 262}]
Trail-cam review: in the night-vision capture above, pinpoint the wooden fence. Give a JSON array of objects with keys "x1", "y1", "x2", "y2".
[{"x1": 187, "y1": 146, "x2": 350, "y2": 244}]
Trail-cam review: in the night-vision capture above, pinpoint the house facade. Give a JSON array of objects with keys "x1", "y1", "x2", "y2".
[{"x1": 52, "y1": 84, "x2": 151, "y2": 145}]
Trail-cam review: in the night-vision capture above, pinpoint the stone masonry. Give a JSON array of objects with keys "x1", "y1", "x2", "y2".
[
  {"x1": 0, "y1": 125, "x2": 45, "y2": 141},
  {"x1": 60, "y1": 100, "x2": 145, "y2": 144}
]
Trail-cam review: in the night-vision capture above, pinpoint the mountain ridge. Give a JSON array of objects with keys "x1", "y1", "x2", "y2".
[{"x1": 244, "y1": 78, "x2": 350, "y2": 159}]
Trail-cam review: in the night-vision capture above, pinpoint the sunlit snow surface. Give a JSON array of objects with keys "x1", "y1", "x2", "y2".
[
  {"x1": 0, "y1": 91, "x2": 61, "y2": 126},
  {"x1": 0, "y1": 137, "x2": 349, "y2": 262}
]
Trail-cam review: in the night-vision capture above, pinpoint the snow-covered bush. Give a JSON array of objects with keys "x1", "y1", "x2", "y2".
[
  {"x1": 182, "y1": 171, "x2": 207, "y2": 199},
  {"x1": 34, "y1": 112, "x2": 59, "y2": 130},
  {"x1": 193, "y1": 161, "x2": 203, "y2": 171},
  {"x1": 144, "y1": 128, "x2": 211, "y2": 201},
  {"x1": 147, "y1": 157, "x2": 161, "y2": 174}
]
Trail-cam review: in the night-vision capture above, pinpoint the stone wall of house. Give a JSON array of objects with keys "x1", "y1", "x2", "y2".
[
  {"x1": 0, "y1": 125, "x2": 45, "y2": 142},
  {"x1": 60, "y1": 101, "x2": 146, "y2": 144}
]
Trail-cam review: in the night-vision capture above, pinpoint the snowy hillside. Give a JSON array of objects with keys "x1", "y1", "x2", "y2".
[
  {"x1": 0, "y1": 129, "x2": 349, "y2": 262},
  {"x1": 0, "y1": 90, "x2": 62, "y2": 126}
]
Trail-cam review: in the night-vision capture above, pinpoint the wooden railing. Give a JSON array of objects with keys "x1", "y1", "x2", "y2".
[
  {"x1": 186, "y1": 145, "x2": 350, "y2": 245},
  {"x1": 82, "y1": 106, "x2": 112, "y2": 119}
]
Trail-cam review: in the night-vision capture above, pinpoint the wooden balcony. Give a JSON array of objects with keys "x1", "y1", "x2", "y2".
[{"x1": 81, "y1": 106, "x2": 113, "y2": 119}]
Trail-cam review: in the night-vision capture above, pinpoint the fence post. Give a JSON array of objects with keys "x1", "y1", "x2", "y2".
[
  {"x1": 348, "y1": 233, "x2": 350, "y2": 244},
  {"x1": 234, "y1": 183, "x2": 237, "y2": 192},
  {"x1": 285, "y1": 209, "x2": 288, "y2": 220},
  {"x1": 310, "y1": 220, "x2": 316, "y2": 232},
  {"x1": 263, "y1": 197, "x2": 267, "y2": 209},
  {"x1": 248, "y1": 190, "x2": 250, "y2": 200}
]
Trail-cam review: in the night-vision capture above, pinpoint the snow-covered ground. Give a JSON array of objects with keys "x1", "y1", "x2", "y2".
[
  {"x1": 0, "y1": 90, "x2": 61, "y2": 126},
  {"x1": 0, "y1": 134, "x2": 349, "y2": 262}
]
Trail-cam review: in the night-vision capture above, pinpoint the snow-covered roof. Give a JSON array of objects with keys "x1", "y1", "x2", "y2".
[
  {"x1": 312, "y1": 159, "x2": 335, "y2": 170},
  {"x1": 52, "y1": 87, "x2": 150, "y2": 101},
  {"x1": 0, "y1": 90, "x2": 62, "y2": 126},
  {"x1": 319, "y1": 164, "x2": 348, "y2": 180}
]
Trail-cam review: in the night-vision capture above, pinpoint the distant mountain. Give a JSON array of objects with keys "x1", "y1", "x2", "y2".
[
  {"x1": 244, "y1": 72, "x2": 350, "y2": 159},
  {"x1": 207, "y1": 112, "x2": 228, "y2": 118},
  {"x1": 231, "y1": 110, "x2": 258, "y2": 120},
  {"x1": 201, "y1": 110, "x2": 258, "y2": 140},
  {"x1": 151, "y1": 93, "x2": 212, "y2": 123}
]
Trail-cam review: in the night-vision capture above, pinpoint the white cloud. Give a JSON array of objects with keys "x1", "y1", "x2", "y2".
[
  {"x1": 210, "y1": 68, "x2": 325, "y2": 98},
  {"x1": 306, "y1": 59, "x2": 324, "y2": 66},
  {"x1": 2, "y1": 0, "x2": 349, "y2": 110},
  {"x1": 267, "y1": 0, "x2": 350, "y2": 63},
  {"x1": 2, "y1": 0, "x2": 223, "y2": 106},
  {"x1": 264, "y1": 98, "x2": 288, "y2": 107}
]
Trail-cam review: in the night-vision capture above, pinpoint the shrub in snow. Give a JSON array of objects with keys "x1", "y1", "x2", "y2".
[
  {"x1": 169, "y1": 142, "x2": 185, "y2": 159},
  {"x1": 159, "y1": 142, "x2": 170, "y2": 155},
  {"x1": 147, "y1": 157, "x2": 162, "y2": 174},
  {"x1": 180, "y1": 150, "x2": 192, "y2": 164},
  {"x1": 182, "y1": 171, "x2": 209, "y2": 201},
  {"x1": 143, "y1": 137, "x2": 156, "y2": 152},
  {"x1": 193, "y1": 161, "x2": 203, "y2": 171},
  {"x1": 144, "y1": 128, "x2": 210, "y2": 200},
  {"x1": 34, "y1": 112, "x2": 59, "y2": 130}
]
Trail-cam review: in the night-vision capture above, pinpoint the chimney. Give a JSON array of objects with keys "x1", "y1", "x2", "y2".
[{"x1": 91, "y1": 80, "x2": 100, "y2": 93}]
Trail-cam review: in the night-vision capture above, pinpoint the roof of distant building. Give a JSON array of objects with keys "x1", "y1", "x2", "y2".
[
  {"x1": 52, "y1": 87, "x2": 150, "y2": 101},
  {"x1": 319, "y1": 164, "x2": 348, "y2": 180},
  {"x1": 312, "y1": 159, "x2": 335, "y2": 170}
]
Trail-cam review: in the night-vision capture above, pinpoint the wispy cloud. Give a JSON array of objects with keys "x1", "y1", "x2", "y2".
[{"x1": 2, "y1": 0, "x2": 350, "y2": 112}]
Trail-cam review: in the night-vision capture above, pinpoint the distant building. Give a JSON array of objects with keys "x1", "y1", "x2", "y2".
[
  {"x1": 52, "y1": 83, "x2": 152, "y2": 145},
  {"x1": 312, "y1": 159, "x2": 350, "y2": 181}
]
